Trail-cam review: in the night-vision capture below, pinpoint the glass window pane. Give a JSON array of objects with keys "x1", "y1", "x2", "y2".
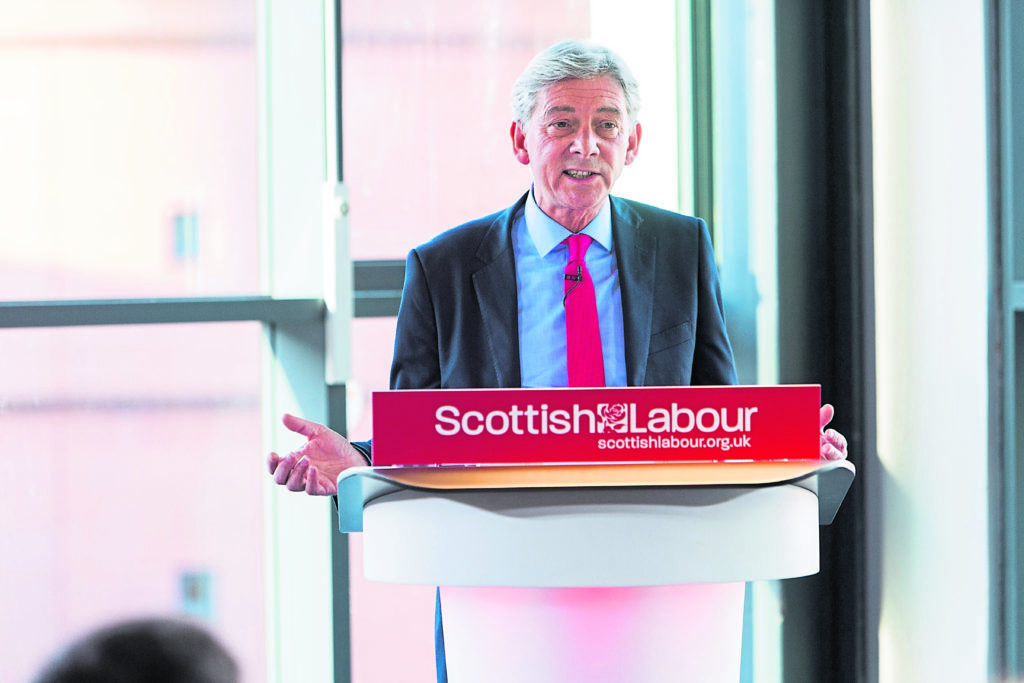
[
  {"x1": 711, "y1": 0, "x2": 778, "y2": 387},
  {"x1": 342, "y1": 2, "x2": 590, "y2": 260},
  {"x1": 0, "y1": 4, "x2": 260, "y2": 300},
  {"x1": 0, "y1": 322, "x2": 264, "y2": 682}
]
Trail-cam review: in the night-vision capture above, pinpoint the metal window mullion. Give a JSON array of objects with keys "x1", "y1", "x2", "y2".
[
  {"x1": 998, "y1": 0, "x2": 1024, "y2": 673},
  {"x1": 0, "y1": 297, "x2": 324, "y2": 328},
  {"x1": 690, "y1": 0, "x2": 715, "y2": 237}
]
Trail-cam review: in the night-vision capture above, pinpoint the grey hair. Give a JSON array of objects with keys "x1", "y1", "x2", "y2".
[{"x1": 512, "y1": 40, "x2": 641, "y2": 126}]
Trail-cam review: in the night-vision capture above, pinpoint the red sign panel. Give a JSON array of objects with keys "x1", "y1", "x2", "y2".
[
  {"x1": 371, "y1": 385, "x2": 821, "y2": 467},
  {"x1": 372, "y1": 387, "x2": 819, "y2": 466}
]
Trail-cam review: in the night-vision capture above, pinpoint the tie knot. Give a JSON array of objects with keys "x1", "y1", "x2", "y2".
[{"x1": 563, "y1": 233, "x2": 593, "y2": 262}]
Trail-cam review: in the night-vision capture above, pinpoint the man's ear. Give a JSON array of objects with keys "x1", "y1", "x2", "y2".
[
  {"x1": 624, "y1": 121, "x2": 642, "y2": 166},
  {"x1": 510, "y1": 121, "x2": 530, "y2": 166}
]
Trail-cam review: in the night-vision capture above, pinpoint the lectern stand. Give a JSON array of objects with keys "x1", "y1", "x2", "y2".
[{"x1": 337, "y1": 459, "x2": 855, "y2": 682}]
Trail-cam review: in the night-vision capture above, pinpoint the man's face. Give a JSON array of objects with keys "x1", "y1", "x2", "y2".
[{"x1": 511, "y1": 75, "x2": 642, "y2": 232}]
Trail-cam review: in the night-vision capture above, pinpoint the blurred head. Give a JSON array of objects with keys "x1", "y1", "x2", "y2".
[{"x1": 32, "y1": 617, "x2": 238, "y2": 683}]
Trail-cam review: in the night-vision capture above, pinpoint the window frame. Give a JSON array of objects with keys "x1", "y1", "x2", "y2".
[{"x1": 992, "y1": 0, "x2": 1024, "y2": 674}]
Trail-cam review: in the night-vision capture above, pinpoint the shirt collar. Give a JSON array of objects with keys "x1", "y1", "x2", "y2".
[{"x1": 523, "y1": 188, "x2": 613, "y2": 257}]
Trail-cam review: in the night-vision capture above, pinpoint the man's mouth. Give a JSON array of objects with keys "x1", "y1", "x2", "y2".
[{"x1": 564, "y1": 169, "x2": 598, "y2": 179}]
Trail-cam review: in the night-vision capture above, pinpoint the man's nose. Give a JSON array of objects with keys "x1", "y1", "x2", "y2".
[{"x1": 569, "y1": 126, "x2": 599, "y2": 155}]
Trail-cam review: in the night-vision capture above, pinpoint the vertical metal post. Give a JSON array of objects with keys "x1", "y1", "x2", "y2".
[
  {"x1": 326, "y1": 1, "x2": 353, "y2": 681},
  {"x1": 690, "y1": 0, "x2": 715, "y2": 236}
]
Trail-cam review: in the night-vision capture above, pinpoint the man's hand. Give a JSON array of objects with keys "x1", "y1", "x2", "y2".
[
  {"x1": 819, "y1": 404, "x2": 848, "y2": 461},
  {"x1": 267, "y1": 414, "x2": 368, "y2": 495}
]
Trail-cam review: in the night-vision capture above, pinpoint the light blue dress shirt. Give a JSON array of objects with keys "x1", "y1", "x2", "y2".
[{"x1": 513, "y1": 190, "x2": 627, "y2": 387}]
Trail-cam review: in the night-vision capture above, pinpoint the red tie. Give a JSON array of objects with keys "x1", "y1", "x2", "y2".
[{"x1": 563, "y1": 234, "x2": 605, "y2": 387}]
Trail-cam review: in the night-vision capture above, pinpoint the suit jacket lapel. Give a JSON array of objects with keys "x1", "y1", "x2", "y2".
[
  {"x1": 470, "y1": 196, "x2": 526, "y2": 388},
  {"x1": 611, "y1": 197, "x2": 655, "y2": 386}
]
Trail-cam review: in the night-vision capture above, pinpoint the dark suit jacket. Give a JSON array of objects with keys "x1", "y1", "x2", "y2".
[
  {"x1": 349, "y1": 192, "x2": 736, "y2": 465},
  {"x1": 389, "y1": 192, "x2": 736, "y2": 392}
]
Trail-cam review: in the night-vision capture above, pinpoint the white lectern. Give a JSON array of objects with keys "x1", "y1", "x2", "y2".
[{"x1": 337, "y1": 460, "x2": 855, "y2": 682}]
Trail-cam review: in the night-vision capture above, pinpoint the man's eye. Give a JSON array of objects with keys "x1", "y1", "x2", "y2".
[{"x1": 598, "y1": 122, "x2": 619, "y2": 136}]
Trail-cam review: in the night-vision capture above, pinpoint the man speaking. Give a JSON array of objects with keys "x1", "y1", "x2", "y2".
[{"x1": 268, "y1": 39, "x2": 848, "y2": 680}]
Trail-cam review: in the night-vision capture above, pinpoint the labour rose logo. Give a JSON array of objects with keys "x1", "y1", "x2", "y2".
[{"x1": 597, "y1": 403, "x2": 628, "y2": 433}]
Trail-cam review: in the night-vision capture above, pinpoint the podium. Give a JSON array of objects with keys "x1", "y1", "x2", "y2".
[{"x1": 338, "y1": 386, "x2": 854, "y2": 682}]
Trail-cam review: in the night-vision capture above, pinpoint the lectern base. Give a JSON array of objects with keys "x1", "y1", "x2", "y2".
[
  {"x1": 440, "y1": 582, "x2": 745, "y2": 683},
  {"x1": 337, "y1": 460, "x2": 856, "y2": 681}
]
